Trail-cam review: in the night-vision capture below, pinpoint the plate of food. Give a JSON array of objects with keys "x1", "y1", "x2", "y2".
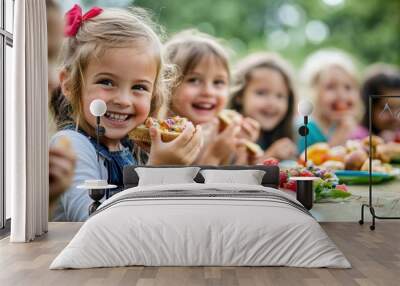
[
  {"x1": 334, "y1": 156, "x2": 399, "y2": 184},
  {"x1": 334, "y1": 170, "x2": 397, "y2": 184},
  {"x1": 263, "y1": 159, "x2": 352, "y2": 203},
  {"x1": 298, "y1": 136, "x2": 400, "y2": 184}
]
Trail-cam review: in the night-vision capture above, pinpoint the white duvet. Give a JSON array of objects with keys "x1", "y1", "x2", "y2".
[{"x1": 50, "y1": 183, "x2": 351, "y2": 269}]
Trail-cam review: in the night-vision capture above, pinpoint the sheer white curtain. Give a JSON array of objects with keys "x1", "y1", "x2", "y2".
[{"x1": 7, "y1": 0, "x2": 48, "y2": 242}]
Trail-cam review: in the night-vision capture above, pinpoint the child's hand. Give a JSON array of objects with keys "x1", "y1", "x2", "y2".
[
  {"x1": 49, "y1": 143, "x2": 76, "y2": 203},
  {"x1": 199, "y1": 118, "x2": 219, "y2": 145},
  {"x1": 147, "y1": 123, "x2": 203, "y2": 165},
  {"x1": 234, "y1": 140, "x2": 263, "y2": 165},
  {"x1": 233, "y1": 144, "x2": 249, "y2": 165},
  {"x1": 197, "y1": 122, "x2": 241, "y2": 165},
  {"x1": 262, "y1": 137, "x2": 297, "y2": 161},
  {"x1": 240, "y1": 117, "x2": 260, "y2": 142}
]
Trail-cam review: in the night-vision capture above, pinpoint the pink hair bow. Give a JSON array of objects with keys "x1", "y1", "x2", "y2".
[{"x1": 64, "y1": 4, "x2": 103, "y2": 37}]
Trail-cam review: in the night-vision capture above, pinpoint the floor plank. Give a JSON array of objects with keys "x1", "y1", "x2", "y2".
[{"x1": 0, "y1": 222, "x2": 399, "y2": 286}]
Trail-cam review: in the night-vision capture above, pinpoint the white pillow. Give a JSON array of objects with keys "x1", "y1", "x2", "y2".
[
  {"x1": 200, "y1": 169, "x2": 266, "y2": 185},
  {"x1": 136, "y1": 167, "x2": 200, "y2": 186}
]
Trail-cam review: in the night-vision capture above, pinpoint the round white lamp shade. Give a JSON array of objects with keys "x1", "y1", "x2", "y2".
[
  {"x1": 90, "y1": 99, "x2": 107, "y2": 117},
  {"x1": 298, "y1": 100, "x2": 314, "y2": 116}
]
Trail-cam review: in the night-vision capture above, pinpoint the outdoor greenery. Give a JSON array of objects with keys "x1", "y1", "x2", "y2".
[{"x1": 82, "y1": 0, "x2": 400, "y2": 68}]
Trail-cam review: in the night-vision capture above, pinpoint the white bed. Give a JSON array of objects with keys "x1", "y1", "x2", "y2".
[{"x1": 50, "y1": 182, "x2": 351, "y2": 269}]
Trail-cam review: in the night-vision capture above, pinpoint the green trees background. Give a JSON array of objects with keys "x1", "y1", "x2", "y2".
[{"x1": 81, "y1": 0, "x2": 400, "y2": 68}]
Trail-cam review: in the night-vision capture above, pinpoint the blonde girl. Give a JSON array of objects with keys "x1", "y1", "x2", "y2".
[
  {"x1": 299, "y1": 49, "x2": 363, "y2": 151},
  {"x1": 50, "y1": 6, "x2": 202, "y2": 221}
]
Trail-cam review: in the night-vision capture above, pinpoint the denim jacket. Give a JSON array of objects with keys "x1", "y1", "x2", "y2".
[{"x1": 64, "y1": 125, "x2": 136, "y2": 197}]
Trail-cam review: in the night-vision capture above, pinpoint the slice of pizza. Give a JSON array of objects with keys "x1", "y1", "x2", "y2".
[
  {"x1": 128, "y1": 116, "x2": 188, "y2": 144},
  {"x1": 244, "y1": 141, "x2": 264, "y2": 156},
  {"x1": 218, "y1": 109, "x2": 242, "y2": 132}
]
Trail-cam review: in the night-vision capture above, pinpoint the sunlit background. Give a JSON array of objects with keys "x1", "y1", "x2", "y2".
[{"x1": 58, "y1": 0, "x2": 400, "y2": 68}]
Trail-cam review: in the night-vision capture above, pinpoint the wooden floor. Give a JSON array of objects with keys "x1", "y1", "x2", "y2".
[{"x1": 0, "y1": 222, "x2": 399, "y2": 286}]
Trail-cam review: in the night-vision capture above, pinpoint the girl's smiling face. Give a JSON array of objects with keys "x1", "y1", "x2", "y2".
[
  {"x1": 81, "y1": 45, "x2": 157, "y2": 147},
  {"x1": 171, "y1": 56, "x2": 229, "y2": 125},
  {"x1": 242, "y1": 67, "x2": 289, "y2": 131},
  {"x1": 316, "y1": 66, "x2": 360, "y2": 122}
]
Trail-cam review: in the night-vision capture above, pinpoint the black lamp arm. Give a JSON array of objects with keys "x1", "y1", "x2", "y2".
[
  {"x1": 96, "y1": 116, "x2": 101, "y2": 162},
  {"x1": 297, "y1": 116, "x2": 309, "y2": 165}
]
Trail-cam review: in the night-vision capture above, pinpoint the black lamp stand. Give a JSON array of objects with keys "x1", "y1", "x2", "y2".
[
  {"x1": 88, "y1": 116, "x2": 107, "y2": 215},
  {"x1": 298, "y1": 116, "x2": 309, "y2": 164},
  {"x1": 88, "y1": 188, "x2": 105, "y2": 215},
  {"x1": 295, "y1": 116, "x2": 314, "y2": 210},
  {"x1": 296, "y1": 180, "x2": 314, "y2": 210},
  {"x1": 359, "y1": 95, "x2": 400, "y2": 230},
  {"x1": 95, "y1": 116, "x2": 105, "y2": 162}
]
